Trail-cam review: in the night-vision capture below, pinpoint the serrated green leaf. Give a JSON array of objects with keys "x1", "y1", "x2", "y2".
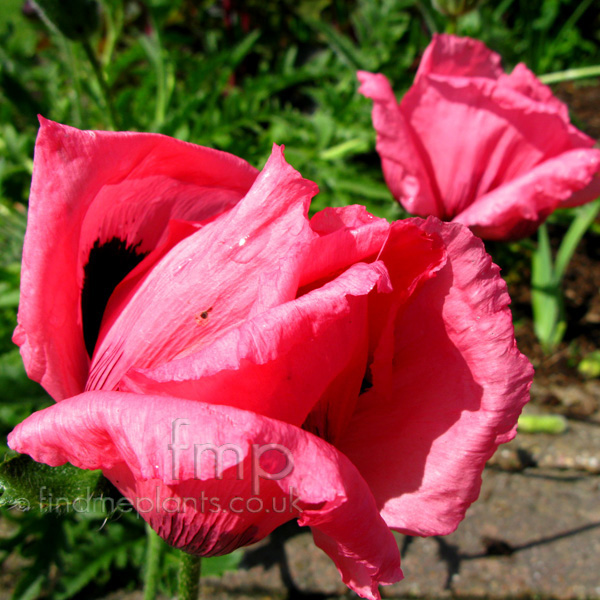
[
  {"x1": 304, "y1": 18, "x2": 376, "y2": 71},
  {"x1": 55, "y1": 535, "x2": 143, "y2": 600}
]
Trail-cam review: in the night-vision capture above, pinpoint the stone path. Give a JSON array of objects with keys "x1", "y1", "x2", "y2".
[
  {"x1": 79, "y1": 398, "x2": 600, "y2": 600},
  {"x1": 202, "y1": 413, "x2": 600, "y2": 600}
]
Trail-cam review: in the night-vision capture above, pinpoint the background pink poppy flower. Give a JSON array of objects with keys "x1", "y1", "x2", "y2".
[
  {"x1": 358, "y1": 34, "x2": 600, "y2": 240},
  {"x1": 9, "y1": 121, "x2": 532, "y2": 599}
]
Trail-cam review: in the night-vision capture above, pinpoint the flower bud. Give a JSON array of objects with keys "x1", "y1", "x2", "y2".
[{"x1": 431, "y1": 0, "x2": 481, "y2": 17}]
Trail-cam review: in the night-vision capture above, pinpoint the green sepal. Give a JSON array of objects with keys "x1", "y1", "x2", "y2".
[{"x1": 0, "y1": 453, "x2": 115, "y2": 512}]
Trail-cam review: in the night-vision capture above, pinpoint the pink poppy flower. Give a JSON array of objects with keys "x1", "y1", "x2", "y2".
[
  {"x1": 358, "y1": 34, "x2": 600, "y2": 240},
  {"x1": 9, "y1": 120, "x2": 532, "y2": 599}
]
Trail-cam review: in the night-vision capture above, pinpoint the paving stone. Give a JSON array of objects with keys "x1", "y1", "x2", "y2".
[
  {"x1": 205, "y1": 452, "x2": 600, "y2": 599},
  {"x1": 90, "y1": 419, "x2": 600, "y2": 600},
  {"x1": 437, "y1": 469, "x2": 600, "y2": 599},
  {"x1": 488, "y1": 417, "x2": 600, "y2": 473}
]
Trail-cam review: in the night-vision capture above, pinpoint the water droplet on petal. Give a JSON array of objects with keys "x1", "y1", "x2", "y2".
[{"x1": 174, "y1": 257, "x2": 192, "y2": 275}]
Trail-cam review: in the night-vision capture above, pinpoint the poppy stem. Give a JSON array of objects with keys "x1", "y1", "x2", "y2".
[
  {"x1": 81, "y1": 38, "x2": 118, "y2": 130},
  {"x1": 143, "y1": 524, "x2": 165, "y2": 600},
  {"x1": 178, "y1": 552, "x2": 202, "y2": 600},
  {"x1": 539, "y1": 64, "x2": 600, "y2": 85}
]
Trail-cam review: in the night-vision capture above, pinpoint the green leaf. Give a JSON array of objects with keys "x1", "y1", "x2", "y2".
[
  {"x1": 304, "y1": 18, "x2": 376, "y2": 71},
  {"x1": 531, "y1": 223, "x2": 565, "y2": 351},
  {"x1": 54, "y1": 528, "x2": 143, "y2": 600},
  {"x1": 202, "y1": 551, "x2": 244, "y2": 577},
  {"x1": 319, "y1": 138, "x2": 370, "y2": 160},
  {"x1": 0, "y1": 285, "x2": 19, "y2": 308},
  {"x1": 0, "y1": 454, "x2": 114, "y2": 512},
  {"x1": 554, "y1": 199, "x2": 600, "y2": 282},
  {"x1": 10, "y1": 571, "x2": 45, "y2": 600}
]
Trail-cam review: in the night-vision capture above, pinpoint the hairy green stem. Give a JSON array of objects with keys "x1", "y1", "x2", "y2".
[
  {"x1": 143, "y1": 525, "x2": 164, "y2": 600},
  {"x1": 63, "y1": 41, "x2": 83, "y2": 127},
  {"x1": 81, "y1": 38, "x2": 118, "y2": 129},
  {"x1": 178, "y1": 552, "x2": 202, "y2": 600},
  {"x1": 101, "y1": 1, "x2": 124, "y2": 67},
  {"x1": 416, "y1": 1, "x2": 439, "y2": 35}
]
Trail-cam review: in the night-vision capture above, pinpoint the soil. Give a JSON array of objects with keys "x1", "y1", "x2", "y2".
[{"x1": 557, "y1": 80, "x2": 600, "y2": 140}]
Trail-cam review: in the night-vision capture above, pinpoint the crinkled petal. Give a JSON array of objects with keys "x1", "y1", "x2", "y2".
[
  {"x1": 401, "y1": 73, "x2": 579, "y2": 218},
  {"x1": 498, "y1": 63, "x2": 596, "y2": 149},
  {"x1": 14, "y1": 118, "x2": 258, "y2": 400},
  {"x1": 299, "y1": 215, "x2": 445, "y2": 444},
  {"x1": 121, "y1": 262, "x2": 385, "y2": 434},
  {"x1": 453, "y1": 148, "x2": 600, "y2": 239},
  {"x1": 299, "y1": 209, "x2": 446, "y2": 381},
  {"x1": 360, "y1": 220, "x2": 446, "y2": 400},
  {"x1": 300, "y1": 205, "x2": 391, "y2": 289},
  {"x1": 87, "y1": 145, "x2": 318, "y2": 391},
  {"x1": 361, "y1": 35, "x2": 599, "y2": 236},
  {"x1": 415, "y1": 33, "x2": 503, "y2": 80},
  {"x1": 311, "y1": 527, "x2": 400, "y2": 600},
  {"x1": 500, "y1": 63, "x2": 567, "y2": 119},
  {"x1": 337, "y1": 219, "x2": 533, "y2": 536},
  {"x1": 8, "y1": 392, "x2": 402, "y2": 599},
  {"x1": 357, "y1": 71, "x2": 442, "y2": 217},
  {"x1": 300, "y1": 211, "x2": 446, "y2": 394},
  {"x1": 559, "y1": 173, "x2": 600, "y2": 208}
]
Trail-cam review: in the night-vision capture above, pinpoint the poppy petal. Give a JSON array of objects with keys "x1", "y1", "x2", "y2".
[
  {"x1": 337, "y1": 219, "x2": 533, "y2": 536},
  {"x1": 8, "y1": 391, "x2": 402, "y2": 599},
  {"x1": 14, "y1": 118, "x2": 258, "y2": 400},
  {"x1": 87, "y1": 146, "x2": 318, "y2": 391},
  {"x1": 453, "y1": 148, "x2": 600, "y2": 239}
]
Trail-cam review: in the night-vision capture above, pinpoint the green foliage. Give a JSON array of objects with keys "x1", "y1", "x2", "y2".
[
  {"x1": 0, "y1": 505, "x2": 147, "y2": 599},
  {"x1": 30, "y1": 0, "x2": 101, "y2": 41},
  {"x1": 0, "y1": 454, "x2": 114, "y2": 511},
  {"x1": 0, "y1": 475, "x2": 241, "y2": 599},
  {"x1": 431, "y1": 0, "x2": 481, "y2": 17},
  {"x1": 531, "y1": 201, "x2": 600, "y2": 352},
  {"x1": 457, "y1": 0, "x2": 600, "y2": 73}
]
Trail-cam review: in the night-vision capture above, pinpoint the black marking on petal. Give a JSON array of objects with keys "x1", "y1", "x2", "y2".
[
  {"x1": 81, "y1": 237, "x2": 148, "y2": 357},
  {"x1": 359, "y1": 372, "x2": 373, "y2": 395}
]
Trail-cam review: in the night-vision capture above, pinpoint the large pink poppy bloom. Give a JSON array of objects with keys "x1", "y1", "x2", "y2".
[
  {"x1": 358, "y1": 34, "x2": 600, "y2": 240},
  {"x1": 9, "y1": 120, "x2": 532, "y2": 599}
]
